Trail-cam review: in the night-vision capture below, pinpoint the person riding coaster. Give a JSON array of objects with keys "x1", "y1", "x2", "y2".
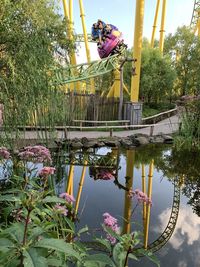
[{"x1": 91, "y1": 19, "x2": 127, "y2": 59}]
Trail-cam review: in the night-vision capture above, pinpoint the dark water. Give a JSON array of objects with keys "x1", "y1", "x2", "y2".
[{"x1": 56, "y1": 145, "x2": 200, "y2": 267}]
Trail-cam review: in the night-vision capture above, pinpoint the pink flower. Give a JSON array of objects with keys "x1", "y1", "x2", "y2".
[
  {"x1": 54, "y1": 204, "x2": 68, "y2": 216},
  {"x1": 103, "y1": 213, "x2": 120, "y2": 244},
  {"x1": 128, "y1": 189, "x2": 152, "y2": 205},
  {"x1": 0, "y1": 147, "x2": 10, "y2": 159},
  {"x1": 18, "y1": 145, "x2": 52, "y2": 163},
  {"x1": 39, "y1": 167, "x2": 56, "y2": 177},
  {"x1": 59, "y1": 193, "x2": 75, "y2": 203}
]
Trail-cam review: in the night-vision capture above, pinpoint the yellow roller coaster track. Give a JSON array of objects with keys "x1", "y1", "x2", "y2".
[{"x1": 190, "y1": 0, "x2": 200, "y2": 33}]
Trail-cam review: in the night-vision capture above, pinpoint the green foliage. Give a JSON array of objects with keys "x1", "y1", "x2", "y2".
[
  {"x1": 164, "y1": 26, "x2": 200, "y2": 96},
  {"x1": 0, "y1": 0, "x2": 74, "y2": 134},
  {"x1": 140, "y1": 48, "x2": 176, "y2": 103},
  {"x1": 174, "y1": 100, "x2": 200, "y2": 150},
  {"x1": 123, "y1": 46, "x2": 176, "y2": 104},
  {"x1": 143, "y1": 102, "x2": 175, "y2": 117}
]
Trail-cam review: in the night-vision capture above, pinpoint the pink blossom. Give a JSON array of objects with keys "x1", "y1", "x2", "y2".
[
  {"x1": 18, "y1": 145, "x2": 52, "y2": 163},
  {"x1": 0, "y1": 147, "x2": 10, "y2": 159},
  {"x1": 103, "y1": 213, "x2": 120, "y2": 244},
  {"x1": 128, "y1": 189, "x2": 152, "y2": 205},
  {"x1": 59, "y1": 193, "x2": 75, "y2": 203},
  {"x1": 39, "y1": 167, "x2": 56, "y2": 177},
  {"x1": 54, "y1": 204, "x2": 68, "y2": 216}
]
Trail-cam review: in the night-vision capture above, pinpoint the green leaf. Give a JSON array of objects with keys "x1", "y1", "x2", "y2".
[
  {"x1": 47, "y1": 258, "x2": 63, "y2": 267},
  {"x1": 63, "y1": 217, "x2": 75, "y2": 233},
  {"x1": 2, "y1": 223, "x2": 24, "y2": 243},
  {"x1": 23, "y1": 248, "x2": 48, "y2": 267},
  {"x1": 128, "y1": 253, "x2": 139, "y2": 261},
  {"x1": 34, "y1": 238, "x2": 81, "y2": 261},
  {"x1": 28, "y1": 226, "x2": 45, "y2": 241},
  {"x1": 113, "y1": 243, "x2": 126, "y2": 267},
  {"x1": 94, "y1": 237, "x2": 112, "y2": 253},
  {"x1": 42, "y1": 196, "x2": 66, "y2": 204},
  {"x1": 102, "y1": 225, "x2": 122, "y2": 242},
  {"x1": 84, "y1": 254, "x2": 116, "y2": 267},
  {"x1": 138, "y1": 249, "x2": 160, "y2": 267},
  {"x1": 77, "y1": 226, "x2": 89, "y2": 236},
  {"x1": 0, "y1": 238, "x2": 15, "y2": 248},
  {"x1": 0, "y1": 195, "x2": 21, "y2": 203}
]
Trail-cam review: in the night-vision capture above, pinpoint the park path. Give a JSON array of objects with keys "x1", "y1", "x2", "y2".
[
  {"x1": 63, "y1": 114, "x2": 180, "y2": 140},
  {"x1": 11, "y1": 114, "x2": 180, "y2": 144}
]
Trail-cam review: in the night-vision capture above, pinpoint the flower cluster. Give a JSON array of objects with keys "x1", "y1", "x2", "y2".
[
  {"x1": 0, "y1": 147, "x2": 10, "y2": 160},
  {"x1": 128, "y1": 189, "x2": 152, "y2": 205},
  {"x1": 53, "y1": 193, "x2": 75, "y2": 217},
  {"x1": 103, "y1": 212, "x2": 120, "y2": 244},
  {"x1": 54, "y1": 204, "x2": 68, "y2": 216},
  {"x1": 59, "y1": 192, "x2": 75, "y2": 203},
  {"x1": 18, "y1": 145, "x2": 52, "y2": 163},
  {"x1": 39, "y1": 167, "x2": 56, "y2": 177}
]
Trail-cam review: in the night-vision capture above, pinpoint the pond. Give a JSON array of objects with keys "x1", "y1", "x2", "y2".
[{"x1": 54, "y1": 144, "x2": 200, "y2": 267}]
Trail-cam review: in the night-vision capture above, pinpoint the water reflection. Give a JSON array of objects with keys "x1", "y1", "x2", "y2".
[{"x1": 53, "y1": 145, "x2": 200, "y2": 266}]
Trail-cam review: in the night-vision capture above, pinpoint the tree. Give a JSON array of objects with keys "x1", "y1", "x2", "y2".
[
  {"x1": 123, "y1": 46, "x2": 176, "y2": 103},
  {"x1": 0, "y1": 0, "x2": 73, "y2": 127},
  {"x1": 164, "y1": 26, "x2": 200, "y2": 96}
]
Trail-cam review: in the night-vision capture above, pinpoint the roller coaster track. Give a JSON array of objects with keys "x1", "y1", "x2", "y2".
[
  {"x1": 144, "y1": 176, "x2": 181, "y2": 253},
  {"x1": 52, "y1": 53, "x2": 124, "y2": 85},
  {"x1": 76, "y1": 34, "x2": 95, "y2": 43},
  {"x1": 65, "y1": 152, "x2": 117, "y2": 168},
  {"x1": 190, "y1": 0, "x2": 200, "y2": 31}
]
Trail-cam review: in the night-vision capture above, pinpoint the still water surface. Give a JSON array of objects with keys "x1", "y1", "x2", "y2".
[{"x1": 56, "y1": 145, "x2": 200, "y2": 267}]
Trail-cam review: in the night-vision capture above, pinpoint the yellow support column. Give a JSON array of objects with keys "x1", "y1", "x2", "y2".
[
  {"x1": 159, "y1": 0, "x2": 167, "y2": 54},
  {"x1": 130, "y1": 0, "x2": 145, "y2": 102},
  {"x1": 144, "y1": 160, "x2": 154, "y2": 249},
  {"x1": 75, "y1": 162, "x2": 87, "y2": 214},
  {"x1": 66, "y1": 165, "x2": 74, "y2": 194},
  {"x1": 142, "y1": 164, "x2": 147, "y2": 243},
  {"x1": 107, "y1": 70, "x2": 120, "y2": 98},
  {"x1": 123, "y1": 149, "x2": 135, "y2": 234},
  {"x1": 62, "y1": 0, "x2": 79, "y2": 92},
  {"x1": 79, "y1": 0, "x2": 95, "y2": 93},
  {"x1": 151, "y1": 0, "x2": 161, "y2": 48}
]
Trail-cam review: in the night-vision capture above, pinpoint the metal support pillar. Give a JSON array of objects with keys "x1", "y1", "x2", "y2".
[
  {"x1": 151, "y1": 0, "x2": 161, "y2": 48},
  {"x1": 144, "y1": 160, "x2": 154, "y2": 249},
  {"x1": 159, "y1": 0, "x2": 167, "y2": 54},
  {"x1": 131, "y1": 0, "x2": 145, "y2": 102},
  {"x1": 79, "y1": 0, "x2": 95, "y2": 93}
]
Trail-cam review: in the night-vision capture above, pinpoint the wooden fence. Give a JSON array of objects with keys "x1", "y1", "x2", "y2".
[{"x1": 65, "y1": 93, "x2": 120, "y2": 124}]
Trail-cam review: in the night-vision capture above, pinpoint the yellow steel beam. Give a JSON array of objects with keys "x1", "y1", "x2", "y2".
[
  {"x1": 78, "y1": 0, "x2": 95, "y2": 93},
  {"x1": 142, "y1": 164, "x2": 147, "y2": 245},
  {"x1": 131, "y1": 0, "x2": 145, "y2": 102},
  {"x1": 144, "y1": 160, "x2": 154, "y2": 249},
  {"x1": 159, "y1": 0, "x2": 167, "y2": 54},
  {"x1": 75, "y1": 162, "x2": 87, "y2": 214},
  {"x1": 66, "y1": 165, "x2": 74, "y2": 194},
  {"x1": 151, "y1": 0, "x2": 161, "y2": 48}
]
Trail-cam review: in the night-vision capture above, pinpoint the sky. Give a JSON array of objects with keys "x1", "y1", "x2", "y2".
[{"x1": 59, "y1": 0, "x2": 195, "y2": 62}]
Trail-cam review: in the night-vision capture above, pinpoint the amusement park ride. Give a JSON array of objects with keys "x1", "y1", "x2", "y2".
[{"x1": 54, "y1": 0, "x2": 200, "y2": 109}]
